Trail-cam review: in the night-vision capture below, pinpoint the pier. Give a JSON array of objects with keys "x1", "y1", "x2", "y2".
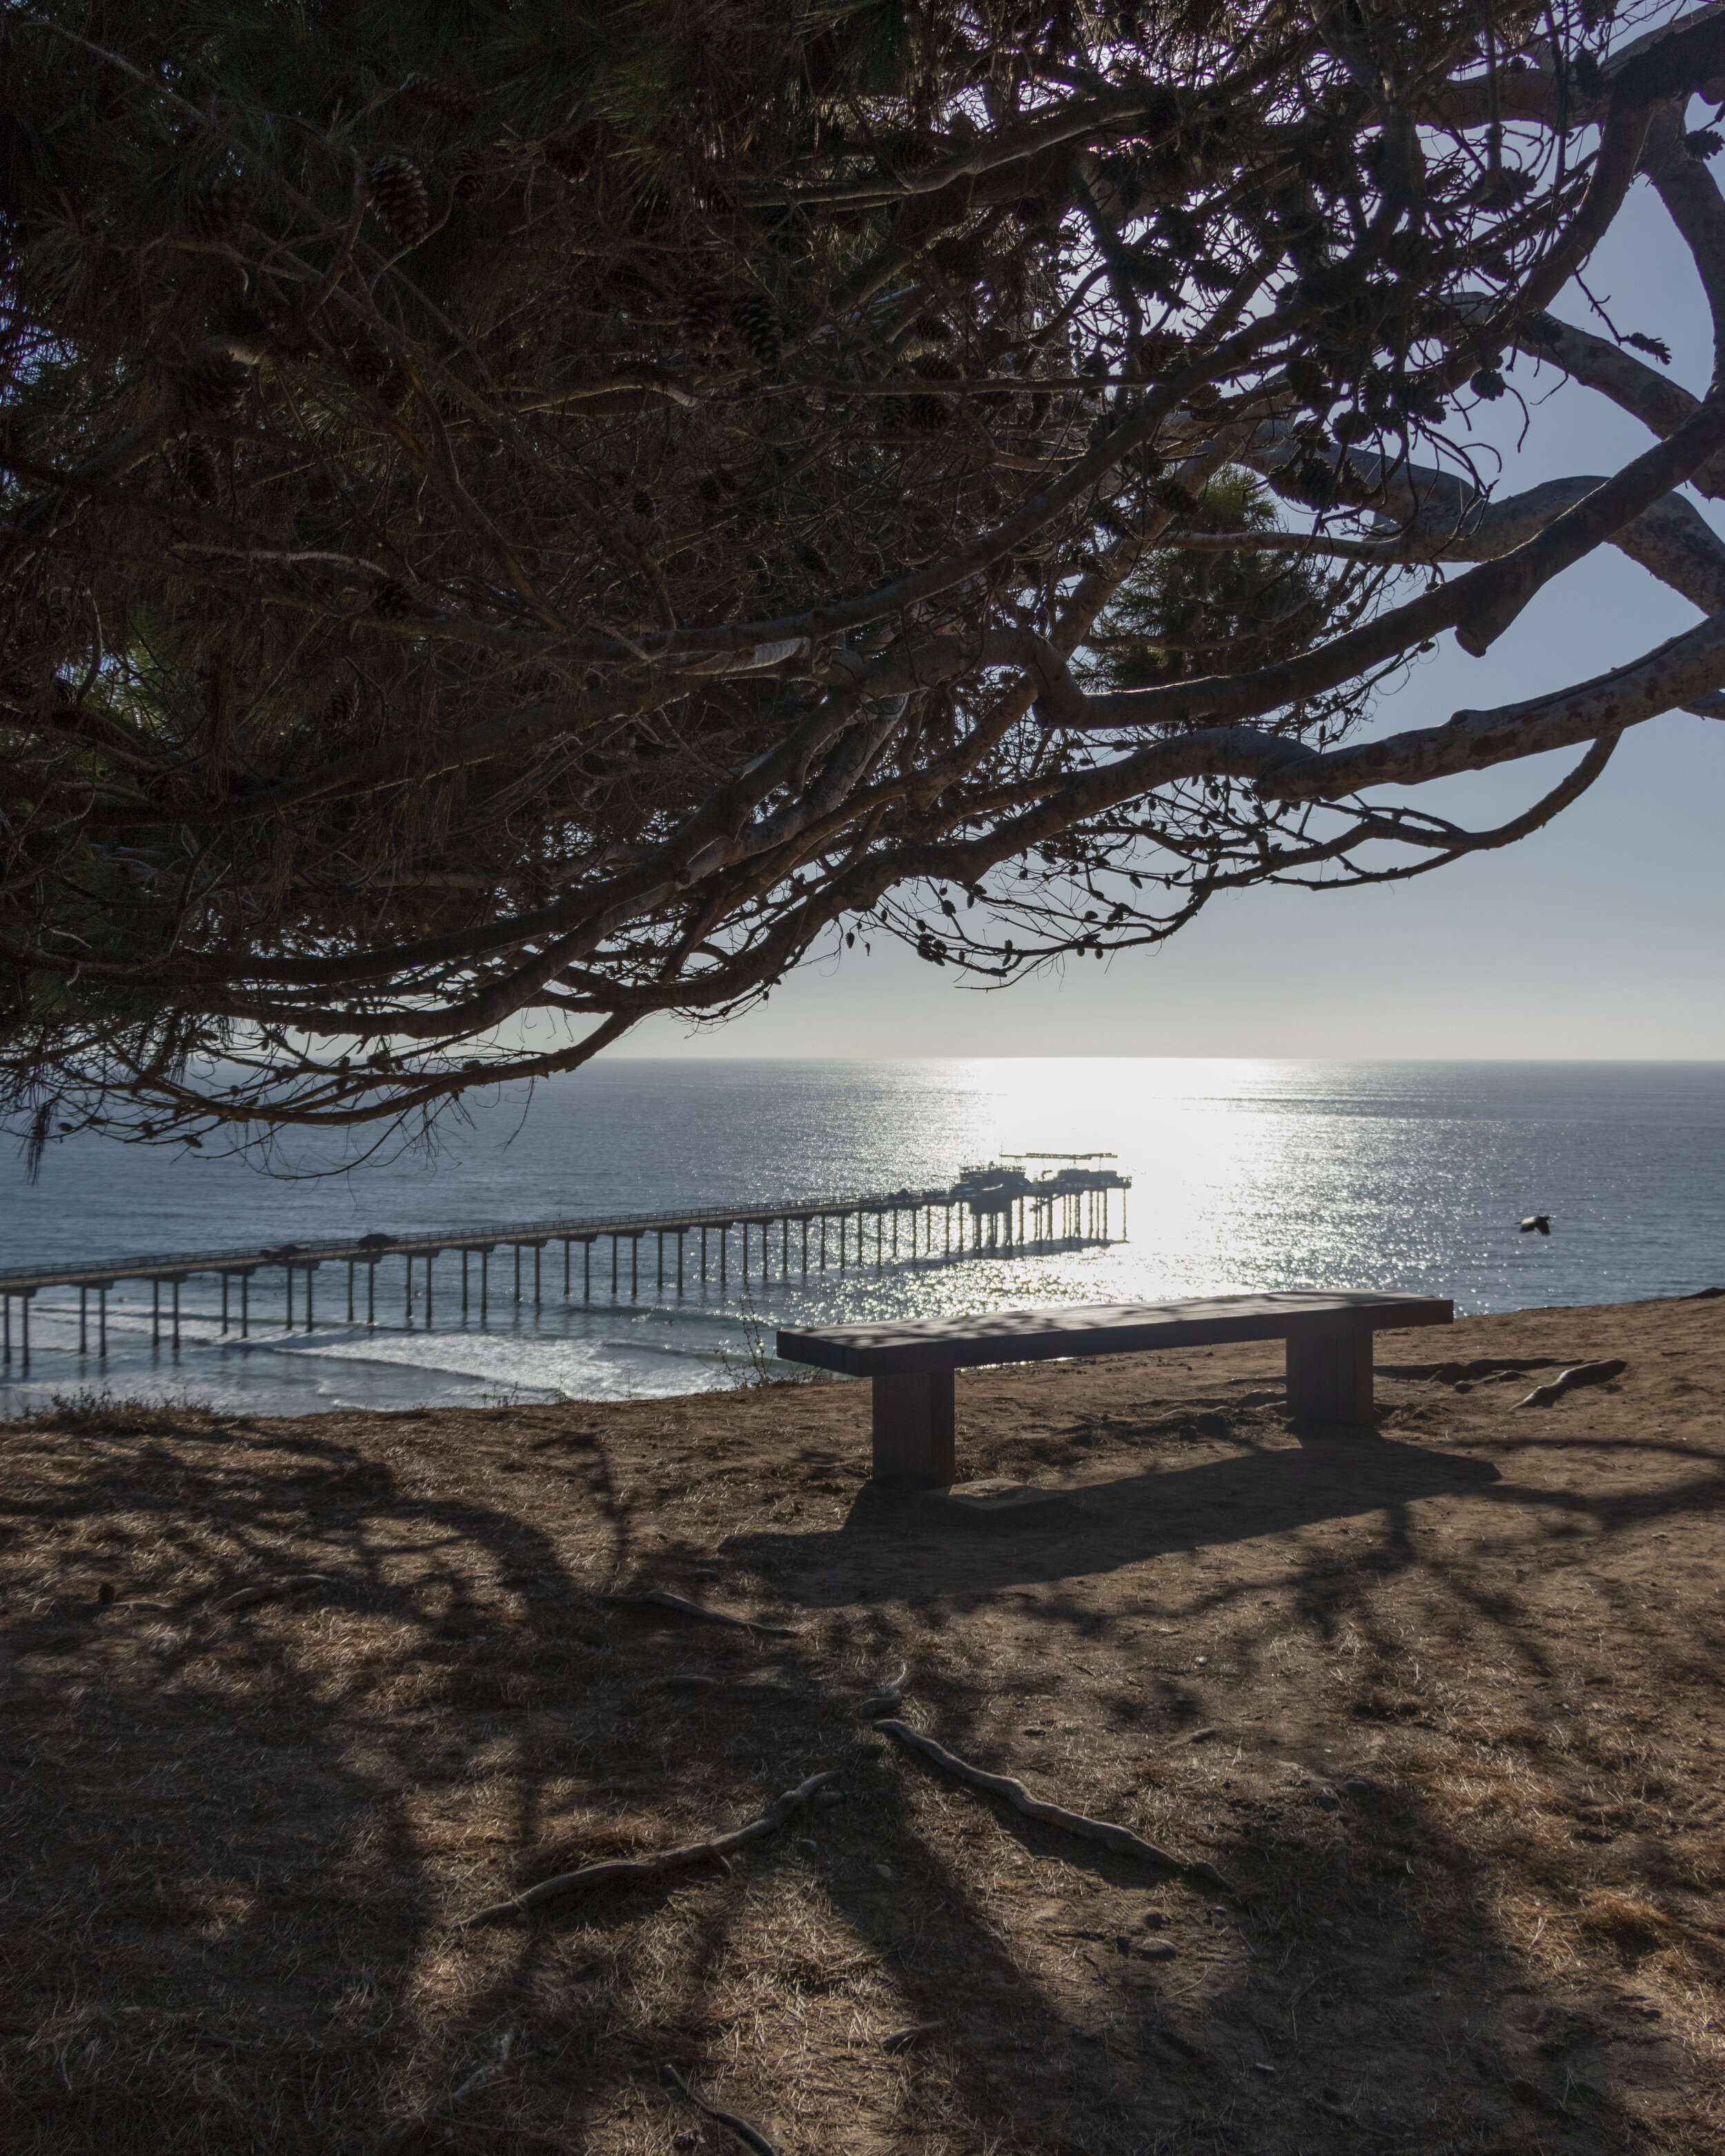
[{"x1": 0, "y1": 1163, "x2": 1129, "y2": 1369}]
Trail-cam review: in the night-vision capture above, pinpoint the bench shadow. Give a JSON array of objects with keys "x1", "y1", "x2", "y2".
[{"x1": 723, "y1": 1427, "x2": 1501, "y2": 1605}]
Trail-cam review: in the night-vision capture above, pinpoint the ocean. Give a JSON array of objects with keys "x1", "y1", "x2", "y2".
[{"x1": 1, "y1": 1059, "x2": 1719, "y2": 1421}]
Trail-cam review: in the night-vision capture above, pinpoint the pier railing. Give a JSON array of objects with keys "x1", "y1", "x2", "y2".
[
  {"x1": 0, "y1": 1165, "x2": 1130, "y2": 1366},
  {"x1": 0, "y1": 1183, "x2": 968, "y2": 1293}
]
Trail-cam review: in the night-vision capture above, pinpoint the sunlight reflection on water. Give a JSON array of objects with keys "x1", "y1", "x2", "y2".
[{"x1": 2, "y1": 1058, "x2": 1719, "y2": 1416}]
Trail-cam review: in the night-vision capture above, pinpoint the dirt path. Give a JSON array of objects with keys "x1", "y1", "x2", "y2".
[{"x1": 2, "y1": 1292, "x2": 1721, "y2": 2154}]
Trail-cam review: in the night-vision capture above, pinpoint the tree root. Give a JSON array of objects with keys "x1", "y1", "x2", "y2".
[
  {"x1": 455, "y1": 1770, "x2": 837, "y2": 1928},
  {"x1": 874, "y1": 1719, "x2": 1234, "y2": 1893},
  {"x1": 856, "y1": 1664, "x2": 909, "y2": 1718},
  {"x1": 602, "y1": 1588, "x2": 798, "y2": 1636},
  {"x1": 880, "y1": 2020, "x2": 945, "y2": 2050},
  {"x1": 376, "y1": 2029, "x2": 516, "y2": 2153},
  {"x1": 659, "y1": 2061, "x2": 778, "y2": 2156},
  {"x1": 1514, "y1": 1358, "x2": 1627, "y2": 1407},
  {"x1": 212, "y1": 1574, "x2": 332, "y2": 1614}
]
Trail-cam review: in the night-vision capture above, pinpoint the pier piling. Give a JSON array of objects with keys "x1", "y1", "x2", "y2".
[{"x1": 0, "y1": 1163, "x2": 1132, "y2": 1376}]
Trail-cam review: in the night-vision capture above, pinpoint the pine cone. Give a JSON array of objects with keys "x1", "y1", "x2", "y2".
[
  {"x1": 929, "y1": 233, "x2": 984, "y2": 277},
  {"x1": 1295, "y1": 260, "x2": 1362, "y2": 312},
  {"x1": 911, "y1": 311, "x2": 950, "y2": 345},
  {"x1": 1470, "y1": 367, "x2": 1507, "y2": 400},
  {"x1": 796, "y1": 543, "x2": 829, "y2": 577},
  {"x1": 541, "y1": 137, "x2": 590, "y2": 180},
  {"x1": 1400, "y1": 373, "x2": 1449, "y2": 423},
  {"x1": 175, "y1": 437, "x2": 221, "y2": 503},
  {"x1": 398, "y1": 74, "x2": 483, "y2": 123},
  {"x1": 321, "y1": 681, "x2": 356, "y2": 729},
  {"x1": 179, "y1": 352, "x2": 251, "y2": 418},
  {"x1": 903, "y1": 393, "x2": 950, "y2": 432},
  {"x1": 1686, "y1": 128, "x2": 1724, "y2": 161},
  {"x1": 1284, "y1": 355, "x2": 1332, "y2": 406},
  {"x1": 682, "y1": 276, "x2": 727, "y2": 351},
  {"x1": 344, "y1": 341, "x2": 409, "y2": 406},
  {"x1": 1472, "y1": 166, "x2": 1534, "y2": 212},
  {"x1": 368, "y1": 157, "x2": 431, "y2": 248},
  {"x1": 372, "y1": 581, "x2": 414, "y2": 620},
  {"x1": 1152, "y1": 476, "x2": 1199, "y2": 517},
  {"x1": 1285, "y1": 456, "x2": 1341, "y2": 506},
  {"x1": 1133, "y1": 330, "x2": 1185, "y2": 373},
  {"x1": 186, "y1": 170, "x2": 253, "y2": 241},
  {"x1": 731, "y1": 292, "x2": 782, "y2": 370},
  {"x1": 442, "y1": 147, "x2": 491, "y2": 201},
  {"x1": 345, "y1": 337, "x2": 386, "y2": 385},
  {"x1": 1571, "y1": 50, "x2": 1605, "y2": 100}
]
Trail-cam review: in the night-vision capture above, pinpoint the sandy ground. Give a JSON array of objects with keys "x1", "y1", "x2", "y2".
[{"x1": 1, "y1": 1292, "x2": 1722, "y2": 2156}]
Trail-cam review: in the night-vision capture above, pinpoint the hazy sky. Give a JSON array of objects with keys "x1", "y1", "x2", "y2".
[{"x1": 609, "y1": 170, "x2": 1724, "y2": 1063}]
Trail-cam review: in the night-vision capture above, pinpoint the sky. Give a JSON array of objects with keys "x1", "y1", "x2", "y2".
[{"x1": 604, "y1": 161, "x2": 1725, "y2": 1064}]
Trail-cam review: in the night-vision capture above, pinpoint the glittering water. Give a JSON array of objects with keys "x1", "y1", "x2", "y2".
[{"x1": 2, "y1": 1059, "x2": 1719, "y2": 1419}]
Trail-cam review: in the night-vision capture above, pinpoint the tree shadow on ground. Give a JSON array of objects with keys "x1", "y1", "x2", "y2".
[
  {"x1": 1, "y1": 1396, "x2": 1719, "y2": 2155},
  {"x1": 726, "y1": 1425, "x2": 1504, "y2": 1604}
]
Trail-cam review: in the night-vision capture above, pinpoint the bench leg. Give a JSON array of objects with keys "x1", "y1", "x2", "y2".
[
  {"x1": 1285, "y1": 1323, "x2": 1373, "y2": 1423},
  {"x1": 871, "y1": 1369, "x2": 956, "y2": 1487}
]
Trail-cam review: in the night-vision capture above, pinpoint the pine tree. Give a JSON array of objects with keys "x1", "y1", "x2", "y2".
[{"x1": 1, "y1": 1, "x2": 1719, "y2": 1149}]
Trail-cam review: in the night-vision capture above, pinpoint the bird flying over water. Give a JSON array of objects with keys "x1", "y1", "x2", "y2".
[{"x1": 1519, "y1": 1214, "x2": 1552, "y2": 1236}]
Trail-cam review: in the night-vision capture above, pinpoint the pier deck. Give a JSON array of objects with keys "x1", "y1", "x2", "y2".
[{"x1": 0, "y1": 1166, "x2": 1130, "y2": 1367}]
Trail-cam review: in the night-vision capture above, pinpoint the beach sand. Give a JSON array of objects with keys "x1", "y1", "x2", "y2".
[{"x1": 3, "y1": 1291, "x2": 1721, "y2": 2154}]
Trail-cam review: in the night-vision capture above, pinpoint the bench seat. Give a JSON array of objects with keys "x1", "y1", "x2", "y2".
[{"x1": 776, "y1": 1291, "x2": 1453, "y2": 1486}]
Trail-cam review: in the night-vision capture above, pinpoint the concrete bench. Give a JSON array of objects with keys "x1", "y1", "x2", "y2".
[{"x1": 776, "y1": 1291, "x2": 1453, "y2": 1487}]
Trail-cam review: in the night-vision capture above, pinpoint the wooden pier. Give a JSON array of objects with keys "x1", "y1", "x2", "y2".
[{"x1": 0, "y1": 1164, "x2": 1130, "y2": 1369}]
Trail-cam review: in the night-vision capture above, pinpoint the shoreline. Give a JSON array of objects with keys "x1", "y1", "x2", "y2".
[{"x1": 5, "y1": 1283, "x2": 1719, "y2": 1431}]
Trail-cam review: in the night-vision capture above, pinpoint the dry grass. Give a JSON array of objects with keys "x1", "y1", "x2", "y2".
[{"x1": 1, "y1": 1293, "x2": 1722, "y2": 2155}]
